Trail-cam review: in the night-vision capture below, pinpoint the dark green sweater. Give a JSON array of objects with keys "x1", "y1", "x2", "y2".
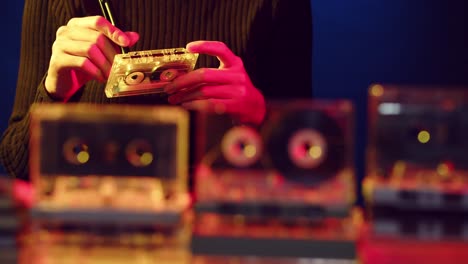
[{"x1": 1, "y1": 0, "x2": 312, "y2": 180}]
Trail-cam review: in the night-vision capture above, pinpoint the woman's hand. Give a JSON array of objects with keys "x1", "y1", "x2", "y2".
[
  {"x1": 165, "y1": 41, "x2": 266, "y2": 125},
  {"x1": 0, "y1": 178, "x2": 33, "y2": 209},
  {"x1": 45, "y1": 16, "x2": 139, "y2": 101}
]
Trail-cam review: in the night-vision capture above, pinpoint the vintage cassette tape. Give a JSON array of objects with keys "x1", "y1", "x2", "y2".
[
  {"x1": 105, "y1": 48, "x2": 199, "y2": 98},
  {"x1": 365, "y1": 84, "x2": 468, "y2": 229},
  {"x1": 29, "y1": 103, "x2": 190, "y2": 229},
  {"x1": 193, "y1": 100, "x2": 355, "y2": 221}
]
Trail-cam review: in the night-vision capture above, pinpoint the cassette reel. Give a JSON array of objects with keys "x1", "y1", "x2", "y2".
[
  {"x1": 194, "y1": 100, "x2": 355, "y2": 221},
  {"x1": 29, "y1": 103, "x2": 190, "y2": 227},
  {"x1": 105, "y1": 48, "x2": 199, "y2": 98}
]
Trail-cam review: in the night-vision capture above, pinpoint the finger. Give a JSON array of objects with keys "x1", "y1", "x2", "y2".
[
  {"x1": 181, "y1": 99, "x2": 232, "y2": 115},
  {"x1": 168, "y1": 85, "x2": 239, "y2": 105},
  {"x1": 112, "y1": 32, "x2": 140, "y2": 54},
  {"x1": 186, "y1": 41, "x2": 241, "y2": 68},
  {"x1": 54, "y1": 39, "x2": 112, "y2": 78},
  {"x1": 67, "y1": 16, "x2": 130, "y2": 47},
  {"x1": 125, "y1": 31, "x2": 140, "y2": 47},
  {"x1": 52, "y1": 53, "x2": 106, "y2": 82},
  {"x1": 164, "y1": 68, "x2": 244, "y2": 94},
  {"x1": 79, "y1": 57, "x2": 107, "y2": 82},
  {"x1": 58, "y1": 26, "x2": 118, "y2": 64}
]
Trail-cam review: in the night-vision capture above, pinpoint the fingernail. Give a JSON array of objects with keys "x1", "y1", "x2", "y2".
[{"x1": 186, "y1": 43, "x2": 197, "y2": 52}]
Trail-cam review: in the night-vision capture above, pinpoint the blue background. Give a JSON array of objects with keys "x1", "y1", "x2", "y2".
[{"x1": 2, "y1": 1, "x2": 468, "y2": 203}]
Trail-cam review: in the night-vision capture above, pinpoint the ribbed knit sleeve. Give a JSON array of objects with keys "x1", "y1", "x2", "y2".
[
  {"x1": 0, "y1": 0, "x2": 72, "y2": 180},
  {"x1": 0, "y1": 0, "x2": 313, "y2": 180}
]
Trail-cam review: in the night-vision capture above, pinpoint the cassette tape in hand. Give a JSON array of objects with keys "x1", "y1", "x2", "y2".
[
  {"x1": 105, "y1": 48, "x2": 199, "y2": 98},
  {"x1": 193, "y1": 100, "x2": 356, "y2": 222}
]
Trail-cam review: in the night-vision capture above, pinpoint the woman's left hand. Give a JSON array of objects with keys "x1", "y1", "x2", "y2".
[{"x1": 164, "y1": 41, "x2": 266, "y2": 125}]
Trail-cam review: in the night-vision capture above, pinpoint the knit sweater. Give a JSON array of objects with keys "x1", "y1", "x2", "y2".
[{"x1": 0, "y1": 0, "x2": 313, "y2": 180}]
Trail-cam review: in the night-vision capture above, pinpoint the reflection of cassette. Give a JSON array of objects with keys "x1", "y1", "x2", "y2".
[
  {"x1": 372, "y1": 217, "x2": 468, "y2": 240},
  {"x1": 105, "y1": 48, "x2": 199, "y2": 98},
  {"x1": 194, "y1": 100, "x2": 355, "y2": 221},
  {"x1": 29, "y1": 103, "x2": 190, "y2": 227}
]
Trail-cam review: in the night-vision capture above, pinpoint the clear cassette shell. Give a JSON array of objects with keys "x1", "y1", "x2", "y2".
[{"x1": 105, "y1": 48, "x2": 199, "y2": 98}]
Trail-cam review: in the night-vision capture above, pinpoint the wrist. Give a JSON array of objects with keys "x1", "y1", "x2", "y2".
[
  {"x1": 44, "y1": 75, "x2": 72, "y2": 102},
  {"x1": 239, "y1": 89, "x2": 266, "y2": 126}
]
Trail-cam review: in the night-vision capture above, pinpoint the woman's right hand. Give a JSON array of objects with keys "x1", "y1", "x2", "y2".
[{"x1": 45, "y1": 16, "x2": 139, "y2": 101}]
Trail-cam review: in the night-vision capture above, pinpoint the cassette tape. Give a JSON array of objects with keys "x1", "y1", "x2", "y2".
[
  {"x1": 193, "y1": 100, "x2": 355, "y2": 222},
  {"x1": 365, "y1": 84, "x2": 468, "y2": 227},
  {"x1": 29, "y1": 103, "x2": 190, "y2": 227},
  {"x1": 105, "y1": 48, "x2": 199, "y2": 98}
]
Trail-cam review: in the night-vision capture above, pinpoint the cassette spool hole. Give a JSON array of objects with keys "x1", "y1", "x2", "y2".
[
  {"x1": 221, "y1": 126, "x2": 262, "y2": 168},
  {"x1": 160, "y1": 69, "x2": 178, "y2": 81},
  {"x1": 236, "y1": 142, "x2": 257, "y2": 158},
  {"x1": 417, "y1": 130, "x2": 431, "y2": 144},
  {"x1": 63, "y1": 138, "x2": 90, "y2": 165},
  {"x1": 288, "y1": 129, "x2": 327, "y2": 169},
  {"x1": 126, "y1": 139, "x2": 154, "y2": 167},
  {"x1": 125, "y1": 71, "x2": 145, "y2": 85}
]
